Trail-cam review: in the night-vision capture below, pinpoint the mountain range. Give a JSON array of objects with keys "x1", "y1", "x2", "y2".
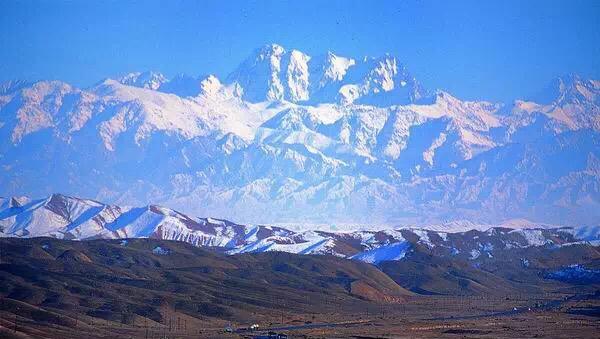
[
  {"x1": 1, "y1": 193, "x2": 599, "y2": 338},
  {"x1": 1, "y1": 193, "x2": 599, "y2": 264},
  {"x1": 0, "y1": 43, "x2": 599, "y2": 227}
]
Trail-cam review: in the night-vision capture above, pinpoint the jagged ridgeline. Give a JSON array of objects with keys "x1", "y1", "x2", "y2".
[
  {"x1": 0, "y1": 44, "x2": 599, "y2": 226},
  {"x1": 1, "y1": 194, "x2": 599, "y2": 262}
]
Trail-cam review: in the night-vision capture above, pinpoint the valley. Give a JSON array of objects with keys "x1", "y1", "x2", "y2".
[{"x1": 0, "y1": 236, "x2": 598, "y2": 338}]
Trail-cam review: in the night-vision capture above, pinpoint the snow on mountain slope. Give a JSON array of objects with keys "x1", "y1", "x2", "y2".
[
  {"x1": 1, "y1": 80, "x2": 82, "y2": 143},
  {"x1": 1, "y1": 194, "x2": 595, "y2": 265},
  {"x1": 228, "y1": 230, "x2": 342, "y2": 256},
  {"x1": 226, "y1": 44, "x2": 291, "y2": 102},
  {"x1": 561, "y1": 225, "x2": 600, "y2": 242},
  {"x1": 0, "y1": 44, "x2": 599, "y2": 227},
  {"x1": 94, "y1": 79, "x2": 217, "y2": 149},
  {"x1": 118, "y1": 71, "x2": 168, "y2": 90},
  {"x1": 0, "y1": 77, "x2": 281, "y2": 150},
  {"x1": 507, "y1": 75, "x2": 600, "y2": 134},
  {"x1": 309, "y1": 52, "x2": 356, "y2": 94},
  {"x1": 0, "y1": 194, "x2": 121, "y2": 238},
  {"x1": 350, "y1": 241, "x2": 411, "y2": 264},
  {"x1": 337, "y1": 55, "x2": 430, "y2": 106},
  {"x1": 226, "y1": 45, "x2": 429, "y2": 106}
]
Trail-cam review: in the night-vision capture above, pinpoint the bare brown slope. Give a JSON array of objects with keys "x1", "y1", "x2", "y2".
[{"x1": 0, "y1": 237, "x2": 411, "y2": 335}]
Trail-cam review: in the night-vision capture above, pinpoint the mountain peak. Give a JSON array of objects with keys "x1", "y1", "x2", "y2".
[
  {"x1": 227, "y1": 44, "x2": 428, "y2": 105},
  {"x1": 118, "y1": 71, "x2": 167, "y2": 90},
  {"x1": 3, "y1": 196, "x2": 29, "y2": 208},
  {"x1": 2, "y1": 193, "x2": 596, "y2": 261},
  {"x1": 528, "y1": 74, "x2": 598, "y2": 106},
  {"x1": 335, "y1": 53, "x2": 429, "y2": 106},
  {"x1": 256, "y1": 43, "x2": 286, "y2": 58},
  {"x1": 321, "y1": 51, "x2": 356, "y2": 82},
  {"x1": 199, "y1": 74, "x2": 223, "y2": 96},
  {"x1": 227, "y1": 43, "x2": 301, "y2": 102},
  {"x1": 556, "y1": 74, "x2": 599, "y2": 104}
]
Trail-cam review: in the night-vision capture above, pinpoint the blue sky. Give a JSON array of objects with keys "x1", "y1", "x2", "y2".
[{"x1": 1, "y1": 0, "x2": 599, "y2": 102}]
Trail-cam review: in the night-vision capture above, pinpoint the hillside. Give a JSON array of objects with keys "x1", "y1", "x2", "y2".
[
  {"x1": 2, "y1": 194, "x2": 599, "y2": 263},
  {"x1": 0, "y1": 237, "x2": 598, "y2": 338}
]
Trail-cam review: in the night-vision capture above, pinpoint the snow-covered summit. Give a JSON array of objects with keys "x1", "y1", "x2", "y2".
[
  {"x1": 1, "y1": 44, "x2": 599, "y2": 227},
  {"x1": 337, "y1": 54, "x2": 430, "y2": 106},
  {"x1": 226, "y1": 44, "x2": 310, "y2": 102},
  {"x1": 117, "y1": 71, "x2": 168, "y2": 90},
  {"x1": 511, "y1": 74, "x2": 600, "y2": 132},
  {"x1": 225, "y1": 44, "x2": 430, "y2": 105}
]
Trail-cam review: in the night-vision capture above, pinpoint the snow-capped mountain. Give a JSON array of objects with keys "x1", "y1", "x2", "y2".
[
  {"x1": 0, "y1": 44, "x2": 599, "y2": 227},
  {"x1": 1, "y1": 194, "x2": 597, "y2": 264},
  {"x1": 226, "y1": 44, "x2": 430, "y2": 105},
  {"x1": 506, "y1": 74, "x2": 600, "y2": 139},
  {"x1": 118, "y1": 71, "x2": 168, "y2": 91}
]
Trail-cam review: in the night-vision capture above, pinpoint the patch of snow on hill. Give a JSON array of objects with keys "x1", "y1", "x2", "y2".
[{"x1": 350, "y1": 241, "x2": 411, "y2": 264}]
